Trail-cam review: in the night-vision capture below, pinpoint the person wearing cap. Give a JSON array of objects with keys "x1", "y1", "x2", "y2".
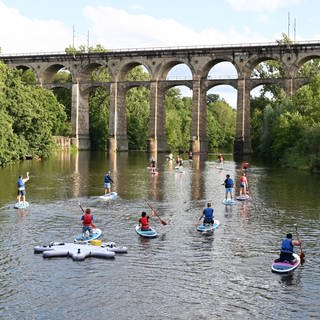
[
  {"x1": 275, "y1": 233, "x2": 302, "y2": 263},
  {"x1": 104, "y1": 171, "x2": 114, "y2": 194},
  {"x1": 199, "y1": 202, "x2": 214, "y2": 225},
  {"x1": 81, "y1": 208, "x2": 94, "y2": 238}
]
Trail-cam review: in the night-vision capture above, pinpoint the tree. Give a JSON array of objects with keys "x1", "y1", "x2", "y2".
[{"x1": 0, "y1": 61, "x2": 68, "y2": 165}]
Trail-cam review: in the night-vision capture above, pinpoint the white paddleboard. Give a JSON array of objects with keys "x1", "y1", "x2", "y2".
[{"x1": 99, "y1": 192, "x2": 118, "y2": 201}]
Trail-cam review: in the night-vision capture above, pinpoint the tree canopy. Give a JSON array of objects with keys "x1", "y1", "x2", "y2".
[{"x1": 0, "y1": 62, "x2": 67, "y2": 166}]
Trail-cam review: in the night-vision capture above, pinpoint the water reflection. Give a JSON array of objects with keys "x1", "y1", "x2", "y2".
[{"x1": 0, "y1": 151, "x2": 319, "y2": 319}]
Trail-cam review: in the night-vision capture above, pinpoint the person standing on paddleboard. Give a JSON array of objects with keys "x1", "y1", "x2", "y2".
[
  {"x1": 223, "y1": 174, "x2": 234, "y2": 201},
  {"x1": 275, "y1": 233, "x2": 302, "y2": 264},
  {"x1": 199, "y1": 202, "x2": 214, "y2": 225},
  {"x1": 239, "y1": 172, "x2": 249, "y2": 196},
  {"x1": 17, "y1": 172, "x2": 30, "y2": 204},
  {"x1": 104, "y1": 171, "x2": 113, "y2": 194}
]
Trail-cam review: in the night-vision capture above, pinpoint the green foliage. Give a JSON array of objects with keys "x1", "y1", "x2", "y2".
[
  {"x1": 251, "y1": 60, "x2": 320, "y2": 170},
  {"x1": 126, "y1": 86, "x2": 150, "y2": 150},
  {"x1": 65, "y1": 44, "x2": 108, "y2": 54},
  {"x1": 207, "y1": 97, "x2": 236, "y2": 152},
  {"x1": 165, "y1": 88, "x2": 191, "y2": 152},
  {"x1": 0, "y1": 62, "x2": 68, "y2": 166},
  {"x1": 20, "y1": 69, "x2": 37, "y2": 84},
  {"x1": 89, "y1": 88, "x2": 110, "y2": 150}
]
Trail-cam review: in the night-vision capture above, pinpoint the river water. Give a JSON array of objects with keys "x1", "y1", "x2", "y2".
[{"x1": 0, "y1": 151, "x2": 319, "y2": 320}]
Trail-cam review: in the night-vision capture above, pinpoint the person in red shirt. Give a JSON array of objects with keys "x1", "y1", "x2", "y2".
[
  {"x1": 139, "y1": 211, "x2": 152, "y2": 231},
  {"x1": 81, "y1": 208, "x2": 94, "y2": 237},
  {"x1": 239, "y1": 173, "x2": 249, "y2": 196}
]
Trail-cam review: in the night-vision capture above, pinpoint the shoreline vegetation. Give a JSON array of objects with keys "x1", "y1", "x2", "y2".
[{"x1": 1, "y1": 46, "x2": 320, "y2": 171}]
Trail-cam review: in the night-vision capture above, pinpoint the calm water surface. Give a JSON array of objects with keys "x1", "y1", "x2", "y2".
[{"x1": 0, "y1": 151, "x2": 319, "y2": 319}]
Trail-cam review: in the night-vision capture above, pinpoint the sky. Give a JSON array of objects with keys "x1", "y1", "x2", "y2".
[{"x1": 0, "y1": 0, "x2": 319, "y2": 105}]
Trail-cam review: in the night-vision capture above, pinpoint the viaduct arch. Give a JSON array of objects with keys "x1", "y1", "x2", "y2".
[{"x1": 1, "y1": 41, "x2": 319, "y2": 155}]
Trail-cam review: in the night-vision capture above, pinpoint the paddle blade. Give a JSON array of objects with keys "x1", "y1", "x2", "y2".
[{"x1": 160, "y1": 219, "x2": 167, "y2": 226}]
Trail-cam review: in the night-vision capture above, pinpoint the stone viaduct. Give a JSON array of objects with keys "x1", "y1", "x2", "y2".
[{"x1": 1, "y1": 41, "x2": 319, "y2": 155}]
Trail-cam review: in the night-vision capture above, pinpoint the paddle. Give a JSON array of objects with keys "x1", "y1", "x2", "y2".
[
  {"x1": 79, "y1": 203, "x2": 97, "y2": 228},
  {"x1": 294, "y1": 223, "x2": 305, "y2": 262},
  {"x1": 196, "y1": 213, "x2": 204, "y2": 226},
  {"x1": 145, "y1": 201, "x2": 167, "y2": 225}
]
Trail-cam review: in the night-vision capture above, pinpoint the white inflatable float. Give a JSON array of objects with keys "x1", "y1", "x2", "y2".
[{"x1": 34, "y1": 242, "x2": 116, "y2": 261}]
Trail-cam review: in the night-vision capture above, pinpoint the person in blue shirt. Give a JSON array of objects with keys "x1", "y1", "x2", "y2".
[
  {"x1": 199, "y1": 202, "x2": 214, "y2": 225},
  {"x1": 223, "y1": 174, "x2": 234, "y2": 200},
  {"x1": 104, "y1": 171, "x2": 114, "y2": 194},
  {"x1": 17, "y1": 172, "x2": 30, "y2": 204},
  {"x1": 275, "y1": 233, "x2": 302, "y2": 263}
]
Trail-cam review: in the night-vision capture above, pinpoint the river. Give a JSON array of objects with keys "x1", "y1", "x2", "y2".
[{"x1": 0, "y1": 151, "x2": 319, "y2": 319}]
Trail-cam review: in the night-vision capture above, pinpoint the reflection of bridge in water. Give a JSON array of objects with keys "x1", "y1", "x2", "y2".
[{"x1": 1, "y1": 41, "x2": 318, "y2": 156}]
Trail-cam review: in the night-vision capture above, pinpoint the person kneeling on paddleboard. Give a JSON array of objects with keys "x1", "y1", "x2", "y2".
[
  {"x1": 139, "y1": 211, "x2": 152, "y2": 231},
  {"x1": 275, "y1": 233, "x2": 302, "y2": 264},
  {"x1": 81, "y1": 208, "x2": 94, "y2": 238},
  {"x1": 199, "y1": 202, "x2": 214, "y2": 225}
]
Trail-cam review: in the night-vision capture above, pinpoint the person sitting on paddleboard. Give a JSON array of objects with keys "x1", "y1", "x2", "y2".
[
  {"x1": 17, "y1": 172, "x2": 30, "y2": 204},
  {"x1": 223, "y1": 174, "x2": 234, "y2": 200},
  {"x1": 81, "y1": 208, "x2": 94, "y2": 238},
  {"x1": 199, "y1": 202, "x2": 214, "y2": 225},
  {"x1": 275, "y1": 233, "x2": 302, "y2": 264},
  {"x1": 242, "y1": 162, "x2": 249, "y2": 170},
  {"x1": 139, "y1": 211, "x2": 152, "y2": 231},
  {"x1": 104, "y1": 171, "x2": 114, "y2": 194},
  {"x1": 239, "y1": 172, "x2": 248, "y2": 196}
]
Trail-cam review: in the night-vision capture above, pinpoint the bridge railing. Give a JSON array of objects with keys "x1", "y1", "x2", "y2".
[{"x1": 1, "y1": 40, "x2": 320, "y2": 57}]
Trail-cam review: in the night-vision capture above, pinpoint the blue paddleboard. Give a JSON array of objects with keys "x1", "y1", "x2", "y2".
[
  {"x1": 271, "y1": 253, "x2": 301, "y2": 273},
  {"x1": 222, "y1": 199, "x2": 236, "y2": 206},
  {"x1": 135, "y1": 225, "x2": 158, "y2": 238},
  {"x1": 197, "y1": 219, "x2": 220, "y2": 232},
  {"x1": 74, "y1": 228, "x2": 102, "y2": 243}
]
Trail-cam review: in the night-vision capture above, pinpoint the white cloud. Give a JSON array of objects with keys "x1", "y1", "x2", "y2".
[
  {"x1": 0, "y1": 1, "x2": 70, "y2": 54},
  {"x1": 84, "y1": 6, "x2": 268, "y2": 49},
  {"x1": 226, "y1": 0, "x2": 301, "y2": 12},
  {"x1": 0, "y1": 2, "x2": 274, "y2": 55}
]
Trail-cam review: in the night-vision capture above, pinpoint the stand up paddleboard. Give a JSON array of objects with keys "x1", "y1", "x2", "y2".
[
  {"x1": 99, "y1": 192, "x2": 118, "y2": 201},
  {"x1": 222, "y1": 199, "x2": 236, "y2": 205},
  {"x1": 236, "y1": 194, "x2": 250, "y2": 201},
  {"x1": 14, "y1": 202, "x2": 29, "y2": 209},
  {"x1": 135, "y1": 225, "x2": 158, "y2": 238},
  {"x1": 271, "y1": 253, "x2": 301, "y2": 273},
  {"x1": 74, "y1": 228, "x2": 102, "y2": 243},
  {"x1": 197, "y1": 220, "x2": 220, "y2": 232}
]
